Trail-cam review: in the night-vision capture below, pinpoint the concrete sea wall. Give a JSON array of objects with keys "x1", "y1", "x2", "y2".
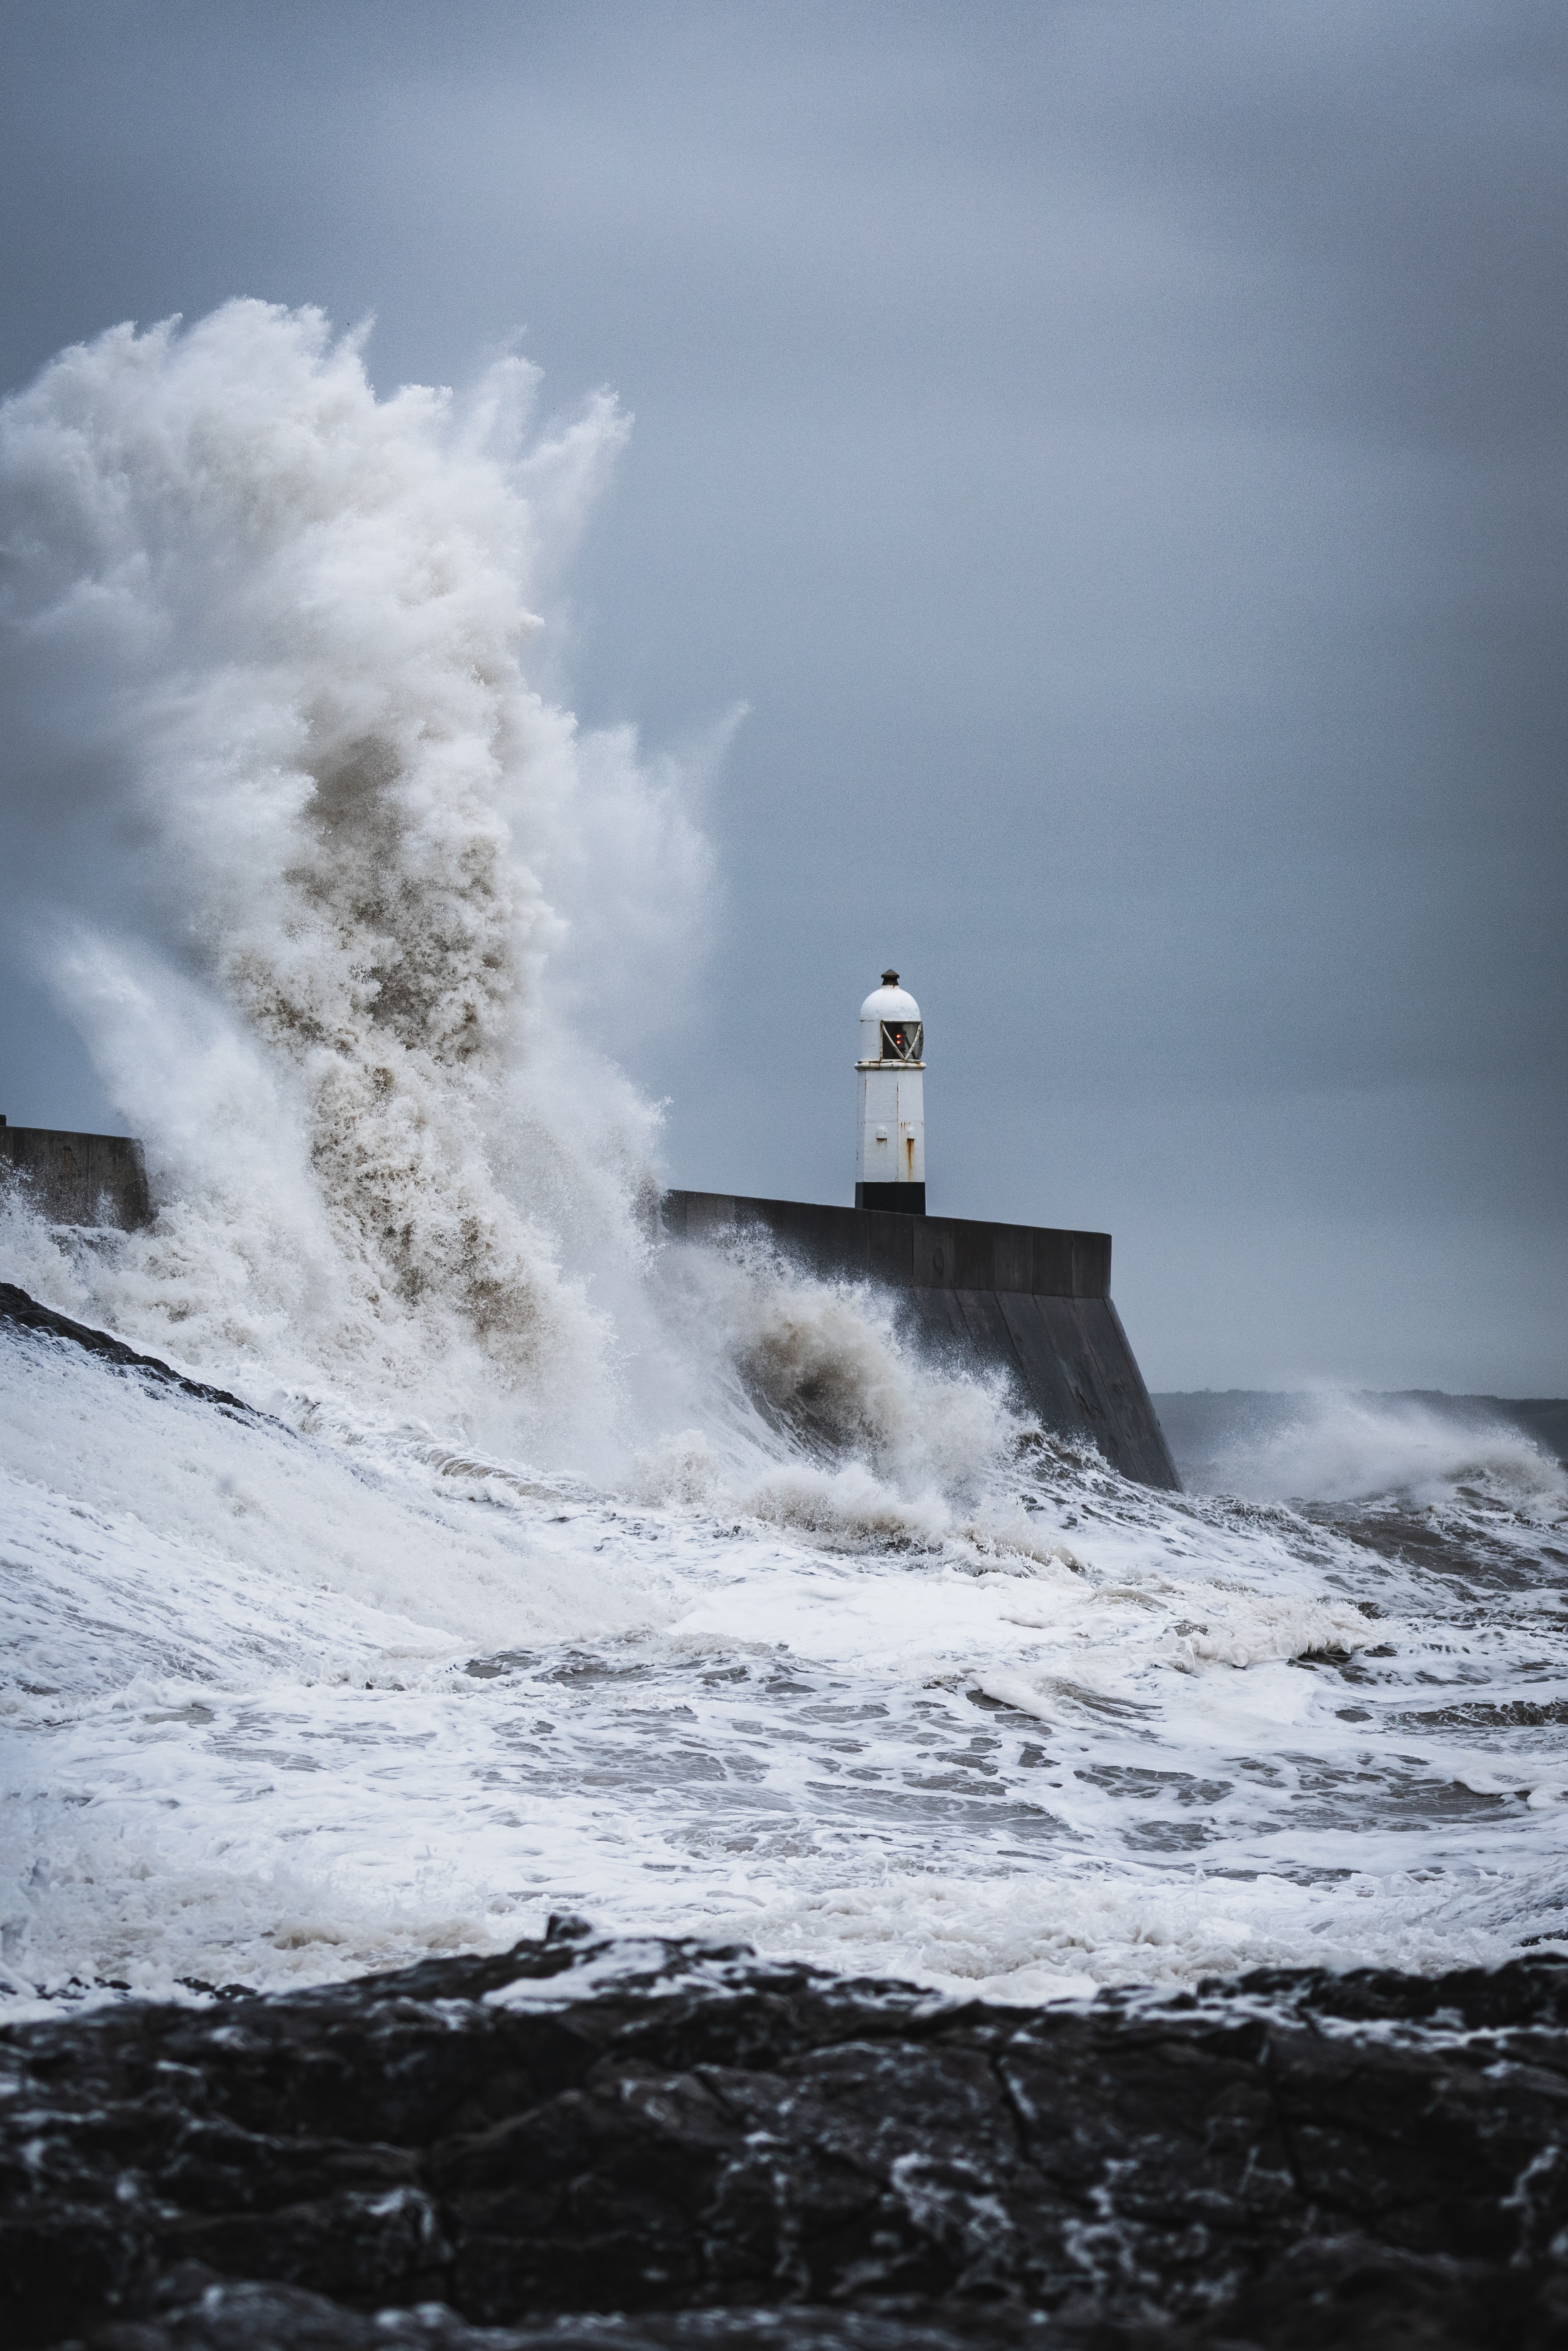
[
  {"x1": 0, "y1": 1120, "x2": 151, "y2": 1231},
  {"x1": 662, "y1": 1189, "x2": 1181, "y2": 1491},
  {"x1": 0, "y1": 1126, "x2": 1177, "y2": 1490}
]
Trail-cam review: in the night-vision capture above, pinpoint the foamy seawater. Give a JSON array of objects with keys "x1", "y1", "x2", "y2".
[
  {"x1": 2, "y1": 301, "x2": 1566, "y2": 2014},
  {"x1": 4, "y1": 1260, "x2": 1566, "y2": 2013}
]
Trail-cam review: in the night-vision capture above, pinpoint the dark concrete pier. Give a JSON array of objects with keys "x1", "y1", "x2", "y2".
[
  {"x1": 0, "y1": 1118, "x2": 1176, "y2": 1489},
  {"x1": 0, "y1": 1119, "x2": 151, "y2": 1229},
  {"x1": 662, "y1": 1189, "x2": 1180, "y2": 1490}
]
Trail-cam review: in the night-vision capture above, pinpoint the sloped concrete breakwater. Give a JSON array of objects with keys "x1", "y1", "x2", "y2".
[
  {"x1": 0, "y1": 1127, "x2": 1178, "y2": 1491},
  {"x1": 662, "y1": 1191, "x2": 1180, "y2": 1492},
  {"x1": 7, "y1": 1922, "x2": 1568, "y2": 2351}
]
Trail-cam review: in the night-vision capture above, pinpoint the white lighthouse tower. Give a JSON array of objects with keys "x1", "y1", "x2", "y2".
[{"x1": 854, "y1": 969, "x2": 925, "y2": 1213}]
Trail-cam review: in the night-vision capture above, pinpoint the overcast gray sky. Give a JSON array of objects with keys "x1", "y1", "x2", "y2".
[{"x1": 1, "y1": 0, "x2": 1564, "y2": 1391}]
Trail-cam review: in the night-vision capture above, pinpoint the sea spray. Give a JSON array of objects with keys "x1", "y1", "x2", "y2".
[
  {"x1": 0, "y1": 302, "x2": 699, "y2": 1457},
  {"x1": 1188, "y1": 1386, "x2": 1568, "y2": 1515}
]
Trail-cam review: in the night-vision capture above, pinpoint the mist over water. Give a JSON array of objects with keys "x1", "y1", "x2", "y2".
[
  {"x1": 3, "y1": 305, "x2": 1567, "y2": 2014},
  {"x1": 1161, "y1": 1382, "x2": 1563, "y2": 1497}
]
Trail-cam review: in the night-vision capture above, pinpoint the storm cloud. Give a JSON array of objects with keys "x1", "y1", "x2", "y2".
[{"x1": 1, "y1": 0, "x2": 1563, "y2": 1388}]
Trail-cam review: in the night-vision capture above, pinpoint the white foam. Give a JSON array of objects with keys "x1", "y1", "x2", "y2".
[
  {"x1": 1203, "y1": 1389, "x2": 1568, "y2": 1517},
  {"x1": 5, "y1": 1318, "x2": 1565, "y2": 2008}
]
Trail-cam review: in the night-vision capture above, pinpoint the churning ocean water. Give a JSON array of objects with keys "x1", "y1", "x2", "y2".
[{"x1": 2, "y1": 302, "x2": 1566, "y2": 2018}]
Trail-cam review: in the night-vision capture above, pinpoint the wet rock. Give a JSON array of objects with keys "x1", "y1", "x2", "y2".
[
  {"x1": 0, "y1": 1282, "x2": 260, "y2": 1418},
  {"x1": 5, "y1": 1922, "x2": 1567, "y2": 2350}
]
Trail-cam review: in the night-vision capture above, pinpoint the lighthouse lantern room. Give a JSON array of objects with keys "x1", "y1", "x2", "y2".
[{"x1": 855, "y1": 969, "x2": 925, "y2": 1213}]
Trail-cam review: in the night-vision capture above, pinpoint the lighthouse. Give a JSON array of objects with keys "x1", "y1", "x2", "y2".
[
  {"x1": 855, "y1": 970, "x2": 925, "y2": 1213},
  {"x1": 660, "y1": 964, "x2": 1180, "y2": 1487}
]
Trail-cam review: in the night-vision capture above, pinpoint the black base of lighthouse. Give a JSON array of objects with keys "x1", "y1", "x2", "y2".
[{"x1": 855, "y1": 1181, "x2": 926, "y2": 1214}]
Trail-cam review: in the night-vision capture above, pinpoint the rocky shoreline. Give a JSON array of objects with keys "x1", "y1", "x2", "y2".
[{"x1": 5, "y1": 1921, "x2": 1567, "y2": 2350}]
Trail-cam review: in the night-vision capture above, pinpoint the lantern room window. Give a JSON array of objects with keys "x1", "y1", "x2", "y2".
[{"x1": 879, "y1": 1020, "x2": 923, "y2": 1062}]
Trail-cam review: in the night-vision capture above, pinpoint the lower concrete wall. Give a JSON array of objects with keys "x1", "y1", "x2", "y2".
[
  {"x1": 0, "y1": 1122, "x2": 152, "y2": 1230},
  {"x1": 662, "y1": 1189, "x2": 1180, "y2": 1492}
]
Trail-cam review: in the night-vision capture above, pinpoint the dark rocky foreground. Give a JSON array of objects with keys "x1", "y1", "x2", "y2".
[{"x1": 5, "y1": 1924, "x2": 1568, "y2": 2351}]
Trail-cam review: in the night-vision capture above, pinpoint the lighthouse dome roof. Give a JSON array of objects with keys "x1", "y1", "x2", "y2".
[{"x1": 860, "y1": 971, "x2": 920, "y2": 1022}]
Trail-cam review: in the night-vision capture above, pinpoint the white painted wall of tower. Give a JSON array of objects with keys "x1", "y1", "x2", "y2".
[{"x1": 855, "y1": 971, "x2": 925, "y2": 1202}]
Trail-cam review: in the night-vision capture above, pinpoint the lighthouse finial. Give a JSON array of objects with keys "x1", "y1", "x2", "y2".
[{"x1": 881, "y1": 967, "x2": 899, "y2": 985}]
